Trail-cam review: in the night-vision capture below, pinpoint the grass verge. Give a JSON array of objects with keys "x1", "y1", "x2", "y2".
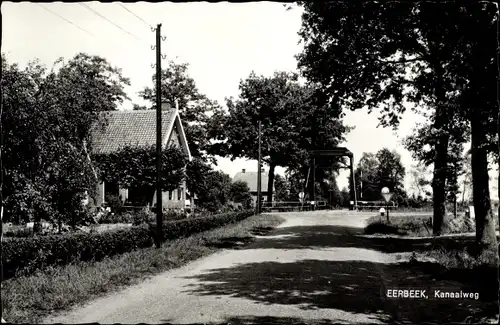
[
  {"x1": 366, "y1": 217, "x2": 499, "y2": 268},
  {"x1": 365, "y1": 215, "x2": 433, "y2": 237},
  {"x1": 1, "y1": 213, "x2": 285, "y2": 324},
  {"x1": 365, "y1": 218, "x2": 499, "y2": 322}
]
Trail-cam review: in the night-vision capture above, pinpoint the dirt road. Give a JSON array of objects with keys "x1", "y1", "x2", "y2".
[{"x1": 43, "y1": 210, "x2": 493, "y2": 324}]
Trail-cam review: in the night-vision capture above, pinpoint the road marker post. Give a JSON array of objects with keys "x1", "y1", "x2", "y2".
[{"x1": 381, "y1": 187, "x2": 393, "y2": 223}]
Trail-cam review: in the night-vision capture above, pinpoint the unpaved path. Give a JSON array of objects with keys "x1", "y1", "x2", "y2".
[{"x1": 43, "y1": 211, "x2": 492, "y2": 324}]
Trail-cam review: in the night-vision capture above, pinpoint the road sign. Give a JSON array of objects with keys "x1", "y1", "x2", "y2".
[{"x1": 381, "y1": 187, "x2": 393, "y2": 202}]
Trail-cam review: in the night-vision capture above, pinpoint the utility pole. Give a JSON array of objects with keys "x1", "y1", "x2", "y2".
[
  {"x1": 310, "y1": 116, "x2": 317, "y2": 211},
  {"x1": 257, "y1": 120, "x2": 262, "y2": 214},
  {"x1": 360, "y1": 170, "x2": 363, "y2": 199},
  {"x1": 155, "y1": 23, "x2": 162, "y2": 249},
  {"x1": 349, "y1": 154, "x2": 357, "y2": 210}
]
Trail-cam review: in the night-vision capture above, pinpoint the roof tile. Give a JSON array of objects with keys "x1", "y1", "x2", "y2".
[{"x1": 91, "y1": 109, "x2": 176, "y2": 155}]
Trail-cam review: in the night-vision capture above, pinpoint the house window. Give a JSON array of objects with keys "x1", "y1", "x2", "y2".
[
  {"x1": 169, "y1": 191, "x2": 172, "y2": 200},
  {"x1": 178, "y1": 188, "x2": 182, "y2": 201}
]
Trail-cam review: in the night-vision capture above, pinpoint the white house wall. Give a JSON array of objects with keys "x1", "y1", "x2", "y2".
[
  {"x1": 168, "y1": 127, "x2": 181, "y2": 148},
  {"x1": 152, "y1": 180, "x2": 187, "y2": 209}
]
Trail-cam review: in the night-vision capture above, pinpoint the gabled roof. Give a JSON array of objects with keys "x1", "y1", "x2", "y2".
[
  {"x1": 233, "y1": 171, "x2": 273, "y2": 193},
  {"x1": 90, "y1": 103, "x2": 192, "y2": 161}
]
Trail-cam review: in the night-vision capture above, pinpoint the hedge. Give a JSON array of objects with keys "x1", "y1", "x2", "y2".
[
  {"x1": 148, "y1": 209, "x2": 255, "y2": 241},
  {"x1": 2, "y1": 210, "x2": 255, "y2": 280}
]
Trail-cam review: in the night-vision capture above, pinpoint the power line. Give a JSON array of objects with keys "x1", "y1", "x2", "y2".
[
  {"x1": 37, "y1": 3, "x2": 95, "y2": 37},
  {"x1": 79, "y1": 3, "x2": 144, "y2": 43},
  {"x1": 117, "y1": 3, "x2": 152, "y2": 29}
]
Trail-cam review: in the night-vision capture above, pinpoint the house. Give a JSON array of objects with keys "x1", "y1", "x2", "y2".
[
  {"x1": 233, "y1": 169, "x2": 275, "y2": 205},
  {"x1": 90, "y1": 103, "x2": 192, "y2": 209}
]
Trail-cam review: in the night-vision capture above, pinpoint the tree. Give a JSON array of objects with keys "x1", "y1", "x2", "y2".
[
  {"x1": 403, "y1": 113, "x2": 469, "y2": 214},
  {"x1": 355, "y1": 153, "x2": 380, "y2": 201},
  {"x1": 449, "y1": 4, "x2": 498, "y2": 260},
  {"x1": 353, "y1": 149, "x2": 406, "y2": 205},
  {"x1": 326, "y1": 175, "x2": 342, "y2": 208},
  {"x1": 274, "y1": 174, "x2": 290, "y2": 202},
  {"x1": 460, "y1": 153, "x2": 473, "y2": 206},
  {"x1": 339, "y1": 187, "x2": 350, "y2": 208},
  {"x1": 229, "y1": 180, "x2": 252, "y2": 208},
  {"x1": 2, "y1": 53, "x2": 130, "y2": 230},
  {"x1": 185, "y1": 157, "x2": 213, "y2": 209},
  {"x1": 408, "y1": 163, "x2": 432, "y2": 200},
  {"x1": 376, "y1": 148, "x2": 407, "y2": 205},
  {"x1": 93, "y1": 145, "x2": 187, "y2": 205},
  {"x1": 195, "y1": 170, "x2": 232, "y2": 212},
  {"x1": 137, "y1": 61, "x2": 224, "y2": 162},
  {"x1": 213, "y1": 71, "x2": 350, "y2": 203},
  {"x1": 296, "y1": 2, "x2": 498, "y2": 256},
  {"x1": 284, "y1": 169, "x2": 306, "y2": 202},
  {"x1": 297, "y1": 2, "x2": 463, "y2": 235}
]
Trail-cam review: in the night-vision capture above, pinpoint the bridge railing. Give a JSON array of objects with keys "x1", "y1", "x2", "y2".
[
  {"x1": 353, "y1": 200, "x2": 398, "y2": 211},
  {"x1": 261, "y1": 201, "x2": 329, "y2": 212}
]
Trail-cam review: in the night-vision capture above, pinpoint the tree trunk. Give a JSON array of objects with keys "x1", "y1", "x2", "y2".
[
  {"x1": 470, "y1": 115, "x2": 498, "y2": 265},
  {"x1": 497, "y1": 98, "x2": 500, "y2": 325},
  {"x1": 462, "y1": 180, "x2": 466, "y2": 206},
  {"x1": 428, "y1": 57, "x2": 452, "y2": 235},
  {"x1": 431, "y1": 113, "x2": 450, "y2": 236},
  {"x1": 266, "y1": 163, "x2": 276, "y2": 203}
]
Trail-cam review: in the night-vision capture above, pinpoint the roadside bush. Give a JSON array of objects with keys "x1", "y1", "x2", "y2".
[
  {"x1": 132, "y1": 206, "x2": 155, "y2": 225},
  {"x1": 105, "y1": 194, "x2": 124, "y2": 213},
  {"x1": 2, "y1": 225, "x2": 153, "y2": 280},
  {"x1": 2, "y1": 209, "x2": 255, "y2": 280},
  {"x1": 3, "y1": 227, "x2": 34, "y2": 238},
  {"x1": 364, "y1": 220, "x2": 405, "y2": 235},
  {"x1": 99, "y1": 212, "x2": 134, "y2": 224},
  {"x1": 193, "y1": 207, "x2": 213, "y2": 216},
  {"x1": 148, "y1": 209, "x2": 255, "y2": 241},
  {"x1": 163, "y1": 209, "x2": 187, "y2": 221}
]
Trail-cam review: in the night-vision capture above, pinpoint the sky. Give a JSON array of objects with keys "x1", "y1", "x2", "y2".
[{"x1": 2, "y1": 2, "x2": 498, "y2": 201}]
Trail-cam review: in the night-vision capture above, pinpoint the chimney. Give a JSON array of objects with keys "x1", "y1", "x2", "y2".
[{"x1": 242, "y1": 169, "x2": 246, "y2": 173}]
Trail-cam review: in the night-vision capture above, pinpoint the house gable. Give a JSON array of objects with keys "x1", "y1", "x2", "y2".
[
  {"x1": 164, "y1": 112, "x2": 192, "y2": 161},
  {"x1": 91, "y1": 103, "x2": 191, "y2": 162},
  {"x1": 233, "y1": 171, "x2": 274, "y2": 193}
]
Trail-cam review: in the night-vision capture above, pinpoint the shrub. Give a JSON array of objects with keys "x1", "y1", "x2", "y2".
[
  {"x1": 132, "y1": 206, "x2": 155, "y2": 225},
  {"x1": 148, "y1": 209, "x2": 255, "y2": 242},
  {"x1": 3, "y1": 227, "x2": 34, "y2": 238},
  {"x1": 99, "y1": 212, "x2": 134, "y2": 224},
  {"x1": 364, "y1": 221, "x2": 406, "y2": 235},
  {"x1": 2, "y1": 225, "x2": 153, "y2": 280},
  {"x1": 2, "y1": 209, "x2": 255, "y2": 280},
  {"x1": 163, "y1": 209, "x2": 187, "y2": 221},
  {"x1": 193, "y1": 207, "x2": 213, "y2": 216},
  {"x1": 105, "y1": 194, "x2": 124, "y2": 214}
]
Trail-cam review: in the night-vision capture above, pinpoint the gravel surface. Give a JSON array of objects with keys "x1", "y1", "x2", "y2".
[{"x1": 43, "y1": 210, "x2": 493, "y2": 324}]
